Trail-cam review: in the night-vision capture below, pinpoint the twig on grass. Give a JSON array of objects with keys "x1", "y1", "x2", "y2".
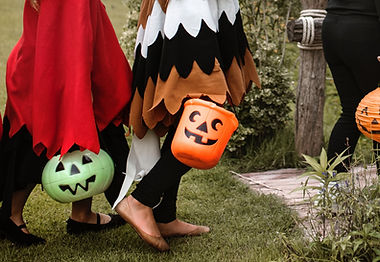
[{"x1": 230, "y1": 171, "x2": 284, "y2": 192}]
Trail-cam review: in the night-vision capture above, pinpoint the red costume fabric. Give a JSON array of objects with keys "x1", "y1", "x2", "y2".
[{"x1": 5, "y1": 0, "x2": 132, "y2": 159}]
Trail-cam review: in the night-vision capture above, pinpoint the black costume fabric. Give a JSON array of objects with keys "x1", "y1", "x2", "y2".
[
  {"x1": 326, "y1": 0, "x2": 380, "y2": 17},
  {"x1": 323, "y1": 0, "x2": 380, "y2": 172}
]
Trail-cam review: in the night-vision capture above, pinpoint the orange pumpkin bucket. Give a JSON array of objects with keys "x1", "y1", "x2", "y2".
[
  {"x1": 172, "y1": 99, "x2": 238, "y2": 169},
  {"x1": 355, "y1": 87, "x2": 380, "y2": 143}
]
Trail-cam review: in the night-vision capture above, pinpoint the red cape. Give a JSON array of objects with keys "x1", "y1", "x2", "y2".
[{"x1": 5, "y1": 0, "x2": 132, "y2": 158}]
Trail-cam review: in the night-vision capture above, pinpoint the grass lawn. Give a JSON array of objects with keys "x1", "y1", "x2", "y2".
[{"x1": 0, "y1": 166, "x2": 300, "y2": 261}]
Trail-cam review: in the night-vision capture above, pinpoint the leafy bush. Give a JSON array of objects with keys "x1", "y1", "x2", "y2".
[
  {"x1": 119, "y1": 0, "x2": 139, "y2": 62},
  {"x1": 226, "y1": 58, "x2": 295, "y2": 156},
  {"x1": 226, "y1": 0, "x2": 300, "y2": 157}
]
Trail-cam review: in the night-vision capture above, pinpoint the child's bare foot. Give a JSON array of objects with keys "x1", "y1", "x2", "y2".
[{"x1": 157, "y1": 219, "x2": 210, "y2": 237}]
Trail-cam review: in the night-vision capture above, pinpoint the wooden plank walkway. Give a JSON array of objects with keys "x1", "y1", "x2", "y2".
[
  {"x1": 234, "y1": 166, "x2": 378, "y2": 218},
  {"x1": 233, "y1": 168, "x2": 316, "y2": 218}
]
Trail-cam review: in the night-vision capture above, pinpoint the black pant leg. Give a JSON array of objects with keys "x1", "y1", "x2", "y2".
[
  {"x1": 323, "y1": 14, "x2": 380, "y2": 171},
  {"x1": 99, "y1": 124, "x2": 130, "y2": 207},
  {"x1": 0, "y1": 118, "x2": 47, "y2": 218},
  {"x1": 152, "y1": 176, "x2": 181, "y2": 223},
  {"x1": 131, "y1": 127, "x2": 191, "y2": 211}
]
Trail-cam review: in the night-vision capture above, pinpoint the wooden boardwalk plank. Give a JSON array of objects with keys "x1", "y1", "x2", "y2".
[{"x1": 234, "y1": 167, "x2": 378, "y2": 218}]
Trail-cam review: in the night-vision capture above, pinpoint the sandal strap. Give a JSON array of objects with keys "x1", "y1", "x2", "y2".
[
  {"x1": 96, "y1": 213, "x2": 100, "y2": 225},
  {"x1": 18, "y1": 223, "x2": 27, "y2": 229}
]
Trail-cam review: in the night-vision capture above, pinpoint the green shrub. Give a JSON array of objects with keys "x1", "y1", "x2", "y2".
[
  {"x1": 226, "y1": 58, "x2": 295, "y2": 156},
  {"x1": 226, "y1": 0, "x2": 300, "y2": 157},
  {"x1": 119, "y1": 0, "x2": 139, "y2": 62}
]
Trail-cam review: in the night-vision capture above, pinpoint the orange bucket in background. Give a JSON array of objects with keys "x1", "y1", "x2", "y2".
[{"x1": 172, "y1": 99, "x2": 238, "y2": 169}]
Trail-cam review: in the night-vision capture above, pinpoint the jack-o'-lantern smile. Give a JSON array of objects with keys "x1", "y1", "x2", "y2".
[
  {"x1": 59, "y1": 175, "x2": 96, "y2": 195},
  {"x1": 357, "y1": 106, "x2": 380, "y2": 134},
  {"x1": 184, "y1": 128, "x2": 217, "y2": 145},
  {"x1": 358, "y1": 120, "x2": 380, "y2": 134}
]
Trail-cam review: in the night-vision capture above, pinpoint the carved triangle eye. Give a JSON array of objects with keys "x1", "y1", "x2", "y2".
[
  {"x1": 56, "y1": 162, "x2": 65, "y2": 172},
  {"x1": 82, "y1": 155, "x2": 93, "y2": 164},
  {"x1": 362, "y1": 107, "x2": 368, "y2": 116}
]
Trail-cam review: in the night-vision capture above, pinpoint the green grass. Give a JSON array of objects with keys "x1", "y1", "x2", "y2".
[
  {"x1": 1, "y1": 1, "x2": 375, "y2": 261},
  {"x1": 0, "y1": 165, "x2": 301, "y2": 261},
  {"x1": 0, "y1": 0, "x2": 23, "y2": 112},
  {"x1": 225, "y1": 125, "x2": 300, "y2": 173}
]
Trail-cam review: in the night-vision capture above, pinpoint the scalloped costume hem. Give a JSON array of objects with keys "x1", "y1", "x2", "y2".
[{"x1": 130, "y1": 0, "x2": 260, "y2": 139}]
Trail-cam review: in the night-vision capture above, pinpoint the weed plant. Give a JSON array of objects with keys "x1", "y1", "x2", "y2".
[{"x1": 282, "y1": 149, "x2": 380, "y2": 262}]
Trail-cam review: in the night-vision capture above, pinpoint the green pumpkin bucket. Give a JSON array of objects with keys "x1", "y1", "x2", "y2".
[{"x1": 42, "y1": 149, "x2": 114, "y2": 203}]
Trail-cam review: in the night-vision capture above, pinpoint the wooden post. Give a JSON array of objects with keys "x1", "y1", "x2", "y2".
[{"x1": 287, "y1": 0, "x2": 328, "y2": 157}]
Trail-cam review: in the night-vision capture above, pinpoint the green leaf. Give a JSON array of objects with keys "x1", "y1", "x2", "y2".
[
  {"x1": 333, "y1": 172, "x2": 350, "y2": 181},
  {"x1": 353, "y1": 239, "x2": 363, "y2": 252},
  {"x1": 298, "y1": 171, "x2": 317, "y2": 177},
  {"x1": 302, "y1": 154, "x2": 323, "y2": 173},
  {"x1": 299, "y1": 174, "x2": 324, "y2": 183},
  {"x1": 369, "y1": 232, "x2": 380, "y2": 239},
  {"x1": 320, "y1": 148, "x2": 328, "y2": 170},
  {"x1": 328, "y1": 148, "x2": 351, "y2": 171}
]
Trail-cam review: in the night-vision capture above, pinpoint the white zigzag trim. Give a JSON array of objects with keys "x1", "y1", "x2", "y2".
[
  {"x1": 135, "y1": 0, "x2": 165, "y2": 58},
  {"x1": 164, "y1": 0, "x2": 240, "y2": 39},
  {"x1": 164, "y1": 0, "x2": 218, "y2": 39},
  {"x1": 217, "y1": 0, "x2": 240, "y2": 24},
  {"x1": 135, "y1": 0, "x2": 240, "y2": 57}
]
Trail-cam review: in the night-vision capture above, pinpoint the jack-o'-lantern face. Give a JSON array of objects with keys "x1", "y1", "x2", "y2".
[
  {"x1": 171, "y1": 99, "x2": 239, "y2": 170},
  {"x1": 55, "y1": 155, "x2": 97, "y2": 195},
  {"x1": 357, "y1": 106, "x2": 380, "y2": 134},
  {"x1": 355, "y1": 87, "x2": 380, "y2": 143},
  {"x1": 42, "y1": 149, "x2": 114, "y2": 203},
  {"x1": 184, "y1": 110, "x2": 223, "y2": 146}
]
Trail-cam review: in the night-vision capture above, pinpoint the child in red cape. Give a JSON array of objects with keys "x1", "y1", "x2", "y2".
[{"x1": 0, "y1": 0, "x2": 132, "y2": 246}]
